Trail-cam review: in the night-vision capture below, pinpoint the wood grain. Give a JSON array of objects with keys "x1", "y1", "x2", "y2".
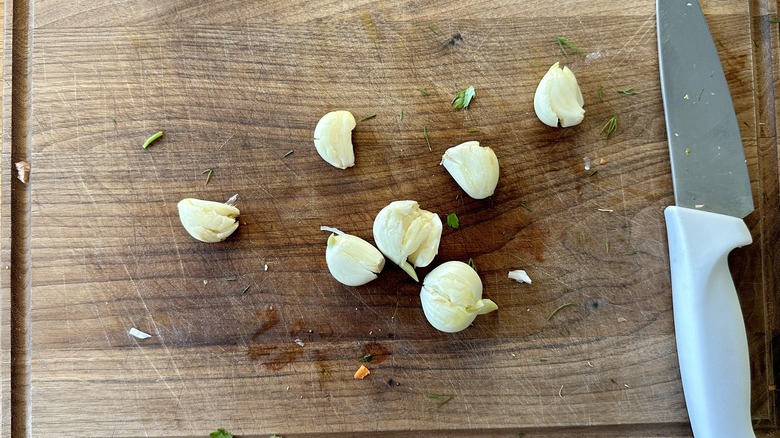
[{"x1": 1, "y1": 0, "x2": 778, "y2": 436}]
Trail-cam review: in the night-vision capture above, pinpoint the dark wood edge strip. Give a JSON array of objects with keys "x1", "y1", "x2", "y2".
[
  {"x1": 9, "y1": 0, "x2": 31, "y2": 436},
  {"x1": 750, "y1": 0, "x2": 780, "y2": 429}
]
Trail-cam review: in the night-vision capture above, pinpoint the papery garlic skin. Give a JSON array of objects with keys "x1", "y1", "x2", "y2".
[
  {"x1": 441, "y1": 141, "x2": 499, "y2": 199},
  {"x1": 534, "y1": 62, "x2": 585, "y2": 128},
  {"x1": 177, "y1": 198, "x2": 240, "y2": 243},
  {"x1": 420, "y1": 261, "x2": 498, "y2": 333},
  {"x1": 508, "y1": 269, "x2": 532, "y2": 284},
  {"x1": 373, "y1": 200, "x2": 442, "y2": 282},
  {"x1": 325, "y1": 232, "x2": 385, "y2": 286},
  {"x1": 314, "y1": 110, "x2": 356, "y2": 169}
]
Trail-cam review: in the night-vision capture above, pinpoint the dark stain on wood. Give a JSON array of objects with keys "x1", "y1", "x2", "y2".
[
  {"x1": 313, "y1": 349, "x2": 333, "y2": 389},
  {"x1": 362, "y1": 341, "x2": 390, "y2": 363},
  {"x1": 446, "y1": 33, "x2": 463, "y2": 47},
  {"x1": 585, "y1": 297, "x2": 606, "y2": 311},
  {"x1": 248, "y1": 343, "x2": 276, "y2": 362},
  {"x1": 254, "y1": 305, "x2": 280, "y2": 338},
  {"x1": 262, "y1": 343, "x2": 305, "y2": 371}
]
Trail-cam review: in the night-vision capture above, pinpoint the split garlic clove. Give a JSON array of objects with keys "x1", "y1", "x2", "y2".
[
  {"x1": 313, "y1": 110, "x2": 356, "y2": 169},
  {"x1": 177, "y1": 197, "x2": 240, "y2": 243},
  {"x1": 440, "y1": 141, "x2": 499, "y2": 199},
  {"x1": 534, "y1": 62, "x2": 585, "y2": 128},
  {"x1": 420, "y1": 261, "x2": 498, "y2": 333},
  {"x1": 325, "y1": 232, "x2": 385, "y2": 286},
  {"x1": 372, "y1": 200, "x2": 442, "y2": 282}
]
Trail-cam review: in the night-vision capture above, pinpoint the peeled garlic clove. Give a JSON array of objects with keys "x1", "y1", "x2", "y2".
[
  {"x1": 420, "y1": 261, "x2": 498, "y2": 333},
  {"x1": 440, "y1": 141, "x2": 499, "y2": 199},
  {"x1": 534, "y1": 62, "x2": 585, "y2": 128},
  {"x1": 313, "y1": 110, "x2": 356, "y2": 169},
  {"x1": 177, "y1": 197, "x2": 240, "y2": 243},
  {"x1": 372, "y1": 200, "x2": 442, "y2": 282},
  {"x1": 325, "y1": 232, "x2": 385, "y2": 286}
]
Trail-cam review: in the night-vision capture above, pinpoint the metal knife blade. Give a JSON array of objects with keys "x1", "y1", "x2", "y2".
[
  {"x1": 657, "y1": 0, "x2": 753, "y2": 218},
  {"x1": 657, "y1": 1, "x2": 756, "y2": 437}
]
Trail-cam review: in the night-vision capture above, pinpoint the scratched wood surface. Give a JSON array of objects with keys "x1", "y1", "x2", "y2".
[{"x1": 1, "y1": 0, "x2": 779, "y2": 436}]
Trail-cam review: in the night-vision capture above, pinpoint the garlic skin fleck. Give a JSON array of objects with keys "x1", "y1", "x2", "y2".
[
  {"x1": 313, "y1": 110, "x2": 357, "y2": 169},
  {"x1": 508, "y1": 269, "x2": 532, "y2": 284},
  {"x1": 325, "y1": 232, "x2": 385, "y2": 286},
  {"x1": 420, "y1": 261, "x2": 498, "y2": 333},
  {"x1": 534, "y1": 62, "x2": 585, "y2": 128},
  {"x1": 373, "y1": 200, "x2": 442, "y2": 282},
  {"x1": 177, "y1": 198, "x2": 239, "y2": 243},
  {"x1": 440, "y1": 141, "x2": 499, "y2": 199}
]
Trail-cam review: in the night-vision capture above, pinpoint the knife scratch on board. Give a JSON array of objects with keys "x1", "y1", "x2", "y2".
[{"x1": 604, "y1": 14, "x2": 656, "y2": 79}]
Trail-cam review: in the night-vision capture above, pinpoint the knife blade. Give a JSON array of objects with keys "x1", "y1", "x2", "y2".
[{"x1": 656, "y1": 1, "x2": 755, "y2": 437}]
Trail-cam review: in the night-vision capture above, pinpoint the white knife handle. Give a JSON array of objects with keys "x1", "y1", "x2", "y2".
[{"x1": 665, "y1": 206, "x2": 755, "y2": 438}]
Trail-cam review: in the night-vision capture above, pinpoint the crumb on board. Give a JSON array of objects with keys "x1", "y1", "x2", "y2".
[
  {"x1": 15, "y1": 161, "x2": 30, "y2": 183},
  {"x1": 508, "y1": 269, "x2": 532, "y2": 284},
  {"x1": 128, "y1": 327, "x2": 152, "y2": 339},
  {"x1": 354, "y1": 364, "x2": 370, "y2": 379}
]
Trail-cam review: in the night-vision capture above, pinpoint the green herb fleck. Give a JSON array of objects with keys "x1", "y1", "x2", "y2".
[
  {"x1": 426, "y1": 393, "x2": 453, "y2": 408},
  {"x1": 446, "y1": 213, "x2": 459, "y2": 229},
  {"x1": 555, "y1": 35, "x2": 582, "y2": 58},
  {"x1": 202, "y1": 168, "x2": 213, "y2": 185},
  {"x1": 400, "y1": 110, "x2": 404, "y2": 121},
  {"x1": 771, "y1": 16, "x2": 780, "y2": 23},
  {"x1": 225, "y1": 276, "x2": 237, "y2": 281},
  {"x1": 466, "y1": 128, "x2": 481, "y2": 133},
  {"x1": 468, "y1": 258, "x2": 477, "y2": 272},
  {"x1": 241, "y1": 285, "x2": 250, "y2": 295},
  {"x1": 360, "y1": 114, "x2": 377, "y2": 122},
  {"x1": 283, "y1": 149, "x2": 294, "y2": 158},
  {"x1": 520, "y1": 202, "x2": 533, "y2": 212},
  {"x1": 428, "y1": 24, "x2": 439, "y2": 35},
  {"x1": 142, "y1": 130, "x2": 164, "y2": 149},
  {"x1": 617, "y1": 88, "x2": 637, "y2": 95},
  {"x1": 605, "y1": 240, "x2": 610, "y2": 252},
  {"x1": 597, "y1": 85, "x2": 604, "y2": 101},
  {"x1": 547, "y1": 302, "x2": 575, "y2": 321},
  {"x1": 685, "y1": 148, "x2": 691, "y2": 156},
  {"x1": 359, "y1": 354, "x2": 374, "y2": 362},
  {"x1": 697, "y1": 88, "x2": 705, "y2": 102},
  {"x1": 423, "y1": 126, "x2": 432, "y2": 151},
  {"x1": 112, "y1": 118, "x2": 117, "y2": 128},
  {"x1": 516, "y1": 433, "x2": 527, "y2": 438},
  {"x1": 539, "y1": 358, "x2": 549, "y2": 362},
  {"x1": 601, "y1": 115, "x2": 618, "y2": 139},
  {"x1": 452, "y1": 85, "x2": 476, "y2": 110},
  {"x1": 210, "y1": 429, "x2": 233, "y2": 438},
  {"x1": 418, "y1": 88, "x2": 431, "y2": 96},
  {"x1": 587, "y1": 169, "x2": 599, "y2": 177}
]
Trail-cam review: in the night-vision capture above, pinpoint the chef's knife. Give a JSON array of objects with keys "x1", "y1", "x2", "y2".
[{"x1": 657, "y1": 1, "x2": 755, "y2": 437}]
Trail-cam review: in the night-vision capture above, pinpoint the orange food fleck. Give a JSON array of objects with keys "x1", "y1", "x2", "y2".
[
  {"x1": 598, "y1": 158, "x2": 607, "y2": 165},
  {"x1": 354, "y1": 364, "x2": 370, "y2": 379}
]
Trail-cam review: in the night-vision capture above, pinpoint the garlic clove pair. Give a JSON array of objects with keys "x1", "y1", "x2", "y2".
[
  {"x1": 373, "y1": 200, "x2": 442, "y2": 282},
  {"x1": 177, "y1": 197, "x2": 240, "y2": 242},
  {"x1": 534, "y1": 62, "x2": 585, "y2": 128},
  {"x1": 313, "y1": 110, "x2": 356, "y2": 169},
  {"x1": 324, "y1": 231, "x2": 385, "y2": 286},
  {"x1": 420, "y1": 261, "x2": 498, "y2": 333},
  {"x1": 440, "y1": 141, "x2": 499, "y2": 199}
]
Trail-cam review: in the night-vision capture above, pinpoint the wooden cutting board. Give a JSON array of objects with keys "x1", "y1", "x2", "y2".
[{"x1": 2, "y1": 0, "x2": 779, "y2": 436}]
